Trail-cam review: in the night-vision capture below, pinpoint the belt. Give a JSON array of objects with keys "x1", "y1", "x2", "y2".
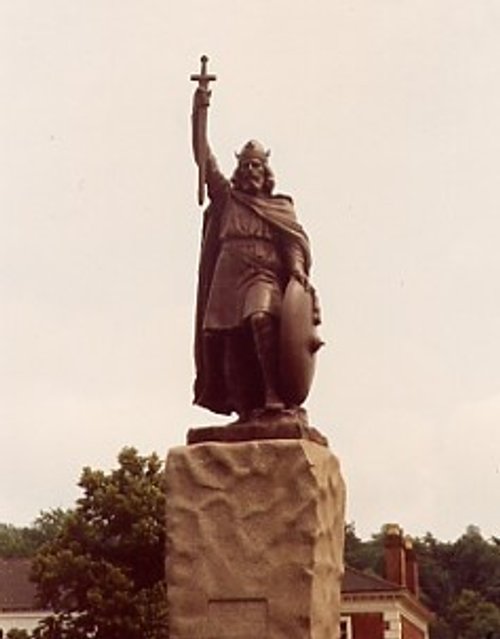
[{"x1": 222, "y1": 236, "x2": 274, "y2": 245}]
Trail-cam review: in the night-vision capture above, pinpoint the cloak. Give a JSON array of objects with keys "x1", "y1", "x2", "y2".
[{"x1": 193, "y1": 188, "x2": 312, "y2": 414}]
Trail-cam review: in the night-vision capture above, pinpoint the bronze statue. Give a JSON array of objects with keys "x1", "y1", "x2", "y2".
[{"x1": 190, "y1": 56, "x2": 322, "y2": 422}]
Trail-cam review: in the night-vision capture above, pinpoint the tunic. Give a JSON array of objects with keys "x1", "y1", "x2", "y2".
[
  {"x1": 203, "y1": 196, "x2": 285, "y2": 329},
  {"x1": 193, "y1": 151, "x2": 312, "y2": 414}
]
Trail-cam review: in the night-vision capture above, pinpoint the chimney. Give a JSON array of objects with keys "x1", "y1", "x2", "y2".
[
  {"x1": 383, "y1": 523, "x2": 406, "y2": 587},
  {"x1": 404, "y1": 535, "x2": 420, "y2": 598}
]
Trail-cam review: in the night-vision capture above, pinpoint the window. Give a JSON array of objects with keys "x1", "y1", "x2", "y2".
[{"x1": 340, "y1": 616, "x2": 352, "y2": 639}]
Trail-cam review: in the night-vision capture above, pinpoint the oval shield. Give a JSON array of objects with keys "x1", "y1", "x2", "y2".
[{"x1": 279, "y1": 278, "x2": 324, "y2": 405}]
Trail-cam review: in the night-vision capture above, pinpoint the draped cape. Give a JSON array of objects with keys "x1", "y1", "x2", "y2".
[{"x1": 193, "y1": 189, "x2": 311, "y2": 414}]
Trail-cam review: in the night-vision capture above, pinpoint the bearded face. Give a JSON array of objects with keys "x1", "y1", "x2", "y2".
[{"x1": 235, "y1": 158, "x2": 266, "y2": 195}]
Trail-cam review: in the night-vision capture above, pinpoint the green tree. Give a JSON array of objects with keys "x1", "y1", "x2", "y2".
[
  {"x1": 448, "y1": 589, "x2": 500, "y2": 639},
  {"x1": 0, "y1": 523, "x2": 33, "y2": 558},
  {"x1": 344, "y1": 522, "x2": 364, "y2": 568},
  {"x1": 6, "y1": 629, "x2": 30, "y2": 639},
  {"x1": 0, "y1": 510, "x2": 67, "y2": 558},
  {"x1": 450, "y1": 526, "x2": 500, "y2": 607},
  {"x1": 31, "y1": 448, "x2": 168, "y2": 639},
  {"x1": 414, "y1": 533, "x2": 454, "y2": 618},
  {"x1": 344, "y1": 522, "x2": 384, "y2": 575}
]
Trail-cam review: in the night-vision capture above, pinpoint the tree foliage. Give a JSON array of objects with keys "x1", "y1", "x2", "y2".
[
  {"x1": 344, "y1": 523, "x2": 384, "y2": 575},
  {"x1": 6, "y1": 630, "x2": 31, "y2": 639},
  {"x1": 448, "y1": 589, "x2": 500, "y2": 639},
  {"x1": 30, "y1": 448, "x2": 168, "y2": 639},
  {"x1": 0, "y1": 510, "x2": 66, "y2": 559}
]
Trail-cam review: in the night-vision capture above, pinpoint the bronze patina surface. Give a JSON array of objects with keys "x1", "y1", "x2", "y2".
[
  {"x1": 190, "y1": 56, "x2": 323, "y2": 423},
  {"x1": 280, "y1": 278, "x2": 324, "y2": 405},
  {"x1": 186, "y1": 408, "x2": 328, "y2": 447}
]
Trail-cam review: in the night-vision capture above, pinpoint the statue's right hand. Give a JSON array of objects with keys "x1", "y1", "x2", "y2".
[{"x1": 193, "y1": 86, "x2": 211, "y2": 110}]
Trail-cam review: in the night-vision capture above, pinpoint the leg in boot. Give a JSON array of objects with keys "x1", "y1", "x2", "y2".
[
  {"x1": 224, "y1": 331, "x2": 251, "y2": 422},
  {"x1": 249, "y1": 311, "x2": 284, "y2": 412}
]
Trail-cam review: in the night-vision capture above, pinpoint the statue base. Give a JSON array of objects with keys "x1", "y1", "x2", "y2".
[
  {"x1": 165, "y1": 426, "x2": 346, "y2": 639},
  {"x1": 187, "y1": 408, "x2": 327, "y2": 447}
]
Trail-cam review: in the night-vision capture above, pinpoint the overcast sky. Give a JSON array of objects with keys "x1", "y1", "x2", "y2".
[{"x1": 1, "y1": 1, "x2": 499, "y2": 542}]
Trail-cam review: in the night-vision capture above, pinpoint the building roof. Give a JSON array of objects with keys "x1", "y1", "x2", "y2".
[
  {"x1": 342, "y1": 565, "x2": 434, "y2": 623},
  {"x1": 342, "y1": 565, "x2": 403, "y2": 593},
  {"x1": 0, "y1": 558, "x2": 38, "y2": 611}
]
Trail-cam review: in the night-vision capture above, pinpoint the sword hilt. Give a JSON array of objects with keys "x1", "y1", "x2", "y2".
[{"x1": 190, "y1": 55, "x2": 217, "y2": 89}]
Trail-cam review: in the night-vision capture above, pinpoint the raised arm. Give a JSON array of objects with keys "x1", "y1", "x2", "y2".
[
  {"x1": 190, "y1": 56, "x2": 228, "y2": 204},
  {"x1": 191, "y1": 86, "x2": 210, "y2": 167},
  {"x1": 191, "y1": 88, "x2": 229, "y2": 202}
]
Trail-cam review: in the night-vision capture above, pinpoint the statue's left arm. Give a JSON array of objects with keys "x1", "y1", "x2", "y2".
[
  {"x1": 281, "y1": 226, "x2": 322, "y2": 325},
  {"x1": 285, "y1": 241, "x2": 309, "y2": 287}
]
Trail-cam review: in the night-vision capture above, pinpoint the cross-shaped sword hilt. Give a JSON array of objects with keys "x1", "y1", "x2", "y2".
[{"x1": 190, "y1": 55, "x2": 217, "y2": 89}]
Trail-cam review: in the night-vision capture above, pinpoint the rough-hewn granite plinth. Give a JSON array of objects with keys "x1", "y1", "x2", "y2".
[{"x1": 165, "y1": 437, "x2": 345, "y2": 639}]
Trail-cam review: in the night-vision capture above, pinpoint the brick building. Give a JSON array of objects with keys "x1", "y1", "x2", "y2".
[{"x1": 340, "y1": 524, "x2": 433, "y2": 639}]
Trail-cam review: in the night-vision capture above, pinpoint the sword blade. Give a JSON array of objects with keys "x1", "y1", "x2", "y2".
[{"x1": 196, "y1": 106, "x2": 208, "y2": 205}]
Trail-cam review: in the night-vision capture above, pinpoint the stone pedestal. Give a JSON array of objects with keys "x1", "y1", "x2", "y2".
[{"x1": 165, "y1": 432, "x2": 345, "y2": 639}]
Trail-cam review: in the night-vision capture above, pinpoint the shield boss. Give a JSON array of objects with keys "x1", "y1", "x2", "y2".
[{"x1": 279, "y1": 278, "x2": 324, "y2": 405}]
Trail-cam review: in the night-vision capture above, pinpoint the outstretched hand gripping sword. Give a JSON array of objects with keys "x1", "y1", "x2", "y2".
[{"x1": 190, "y1": 55, "x2": 217, "y2": 206}]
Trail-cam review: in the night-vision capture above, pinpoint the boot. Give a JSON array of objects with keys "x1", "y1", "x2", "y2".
[
  {"x1": 249, "y1": 312, "x2": 284, "y2": 412},
  {"x1": 224, "y1": 333, "x2": 251, "y2": 422}
]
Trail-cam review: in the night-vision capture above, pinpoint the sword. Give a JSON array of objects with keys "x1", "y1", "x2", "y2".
[{"x1": 190, "y1": 55, "x2": 217, "y2": 206}]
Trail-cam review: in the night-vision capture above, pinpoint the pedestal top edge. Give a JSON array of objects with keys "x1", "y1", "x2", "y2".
[{"x1": 186, "y1": 421, "x2": 328, "y2": 447}]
